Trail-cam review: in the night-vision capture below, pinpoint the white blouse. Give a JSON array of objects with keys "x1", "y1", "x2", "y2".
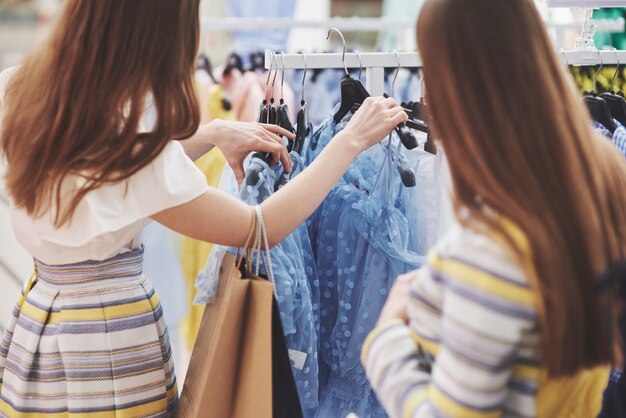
[{"x1": 1, "y1": 68, "x2": 208, "y2": 265}]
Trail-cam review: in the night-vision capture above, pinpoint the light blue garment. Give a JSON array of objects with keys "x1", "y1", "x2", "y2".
[
  {"x1": 225, "y1": 0, "x2": 297, "y2": 61},
  {"x1": 612, "y1": 120, "x2": 626, "y2": 158},
  {"x1": 593, "y1": 119, "x2": 626, "y2": 158},
  {"x1": 593, "y1": 120, "x2": 613, "y2": 139},
  {"x1": 304, "y1": 107, "x2": 424, "y2": 418},
  {"x1": 197, "y1": 150, "x2": 321, "y2": 411}
]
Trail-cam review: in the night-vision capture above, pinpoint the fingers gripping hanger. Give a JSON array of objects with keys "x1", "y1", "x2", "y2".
[
  {"x1": 585, "y1": 50, "x2": 617, "y2": 133},
  {"x1": 329, "y1": 27, "x2": 371, "y2": 123},
  {"x1": 600, "y1": 48, "x2": 626, "y2": 127}
]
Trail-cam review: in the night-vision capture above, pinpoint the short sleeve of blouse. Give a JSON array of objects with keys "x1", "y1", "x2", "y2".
[{"x1": 10, "y1": 140, "x2": 208, "y2": 251}]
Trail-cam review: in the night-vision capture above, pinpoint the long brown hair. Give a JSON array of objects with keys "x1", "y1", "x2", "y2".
[
  {"x1": 1, "y1": 0, "x2": 201, "y2": 226},
  {"x1": 418, "y1": 0, "x2": 626, "y2": 377}
]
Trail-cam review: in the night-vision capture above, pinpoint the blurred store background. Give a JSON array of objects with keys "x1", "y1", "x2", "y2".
[{"x1": 1, "y1": 0, "x2": 625, "y2": 384}]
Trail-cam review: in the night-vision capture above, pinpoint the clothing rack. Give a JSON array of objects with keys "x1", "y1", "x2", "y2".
[
  {"x1": 561, "y1": 50, "x2": 626, "y2": 66},
  {"x1": 264, "y1": 50, "x2": 421, "y2": 96},
  {"x1": 202, "y1": 16, "x2": 624, "y2": 34}
]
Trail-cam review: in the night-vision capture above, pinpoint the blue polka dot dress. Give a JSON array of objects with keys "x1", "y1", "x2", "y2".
[{"x1": 303, "y1": 108, "x2": 425, "y2": 418}]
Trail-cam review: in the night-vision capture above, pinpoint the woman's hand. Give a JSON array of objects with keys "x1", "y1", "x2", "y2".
[
  {"x1": 377, "y1": 270, "x2": 418, "y2": 324},
  {"x1": 340, "y1": 96, "x2": 408, "y2": 153},
  {"x1": 201, "y1": 120, "x2": 295, "y2": 184}
]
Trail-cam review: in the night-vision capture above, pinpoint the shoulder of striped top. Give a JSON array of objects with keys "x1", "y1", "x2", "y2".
[
  {"x1": 427, "y1": 223, "x2": 537, "y2": 313},
  {"x1": 433, "y1": 223, "x2": 529, "y2": 284}
]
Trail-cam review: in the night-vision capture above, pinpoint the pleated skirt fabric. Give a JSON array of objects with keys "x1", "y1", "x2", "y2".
[{"x1": 0, "y1": 248, "x2": 178, "y2": 417}]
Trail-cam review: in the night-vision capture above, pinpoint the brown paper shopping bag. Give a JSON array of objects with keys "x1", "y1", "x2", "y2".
[{"x1": 177, "y1": 207, "x2": 303, "y2": 418}]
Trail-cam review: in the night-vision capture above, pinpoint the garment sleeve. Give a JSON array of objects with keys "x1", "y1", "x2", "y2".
[
  {"x1": 29, "y1": 139, "x2": 209, "y2": 247},
  {"x1": 362, "y1": 249, "x2": 537, "y2": 418}
]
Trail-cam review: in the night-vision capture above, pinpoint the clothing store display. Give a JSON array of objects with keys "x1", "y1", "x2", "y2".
[
  {"x1": 0, "y1": 249, "x2": 179, "y2": 417},
  {"x1": 6, "y1": 4, "x2": 626, "y2": 416},
  {"x1": 362, "y1": 222, "x2": 610, "y2": 418}
]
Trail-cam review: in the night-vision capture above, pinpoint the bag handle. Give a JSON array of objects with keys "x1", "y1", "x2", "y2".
[
  {"x1": 236, "y1": 206, "x2": 258, "y2": 271},
  {"x1": 254, "y1": 205, "x2": 275, "y2": 284},
  {"x1": 235, "y1": 206, "x2": 277, "y2": 298}
]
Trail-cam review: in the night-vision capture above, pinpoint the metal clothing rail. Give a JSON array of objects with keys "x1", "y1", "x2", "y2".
[
  {"x1": 264, "y1": 50, "x2": 422, "y2": 96},
  {"x1": 561, "y1": 50, "x2": 626, "y2": 66},
  {"x1": 202, "y1": 17, "x2": 624, "y2": 33},
  {"x1": 265, "y1": 49, "x2": 626, "y2": 92}
]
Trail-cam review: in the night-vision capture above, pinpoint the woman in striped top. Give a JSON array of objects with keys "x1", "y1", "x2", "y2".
[{"x1": 362, "y1": 1, "x2": 626, "y2": 417}]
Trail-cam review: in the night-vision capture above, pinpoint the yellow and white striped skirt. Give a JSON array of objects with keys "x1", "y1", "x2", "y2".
[{"x1": 0, "y1": 249, "x2": 178, "y2": 417}]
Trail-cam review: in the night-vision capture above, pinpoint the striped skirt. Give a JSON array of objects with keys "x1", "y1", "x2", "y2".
[{"x1": 0, "y1": 249, "x2": 178, "y2": 417}]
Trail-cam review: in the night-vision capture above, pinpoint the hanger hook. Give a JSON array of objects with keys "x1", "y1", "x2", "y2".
[
  {"x1": 391, "y1": 50, "x2": 401, "y2": 98},
  {"x1": 271, "y1": 54, "x2": 279, "y2": 97},
  {"x1": 299, "y1": 51, "x2": 307, "y2": 105},
  {"x1": 327, "y1": 28, "x2": 349, "y2": 76},
  {"x1": 280, "y1": 51, "x2": 286, "y2": 101},
  {"x1": 265, "y1": 51, "x2": 276, "y2": 88},
  {"x1": 594, "y1": 50, "x2": 603, "y2": 94},
  {"x1": 265, "y1": 51, "x2": 277, "y2": 102},
  {"x1": 611, "y1": 47, "x2": 620, "y2": 92},
  {"x1": 354, "y1": 50, "x2": 363, "y2": 82}
]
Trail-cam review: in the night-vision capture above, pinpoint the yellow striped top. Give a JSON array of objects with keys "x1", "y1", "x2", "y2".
[{"x1": 361, "y1": 223, "x2": 610, "y2": 418}]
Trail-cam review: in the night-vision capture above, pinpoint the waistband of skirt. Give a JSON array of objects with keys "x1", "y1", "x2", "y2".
[{"x1": 34, "y1": 248, "x2": 144, "y2": 287}]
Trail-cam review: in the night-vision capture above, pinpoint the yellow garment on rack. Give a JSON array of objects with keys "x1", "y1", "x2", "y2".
[
  {"x1": 571, "y1": 66, "x2": 626, "y2": 94},
  {"x1": 180, "y1": 84, "x2": 234, "y2": 351}
]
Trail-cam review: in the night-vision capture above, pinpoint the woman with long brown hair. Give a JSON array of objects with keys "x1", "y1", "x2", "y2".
[
  {"x1": 0, "y1": 1, "x2": 407, "y2": 416},
  {"x1": 362, "y1": 0, "x2": 626, "y2": 417}
]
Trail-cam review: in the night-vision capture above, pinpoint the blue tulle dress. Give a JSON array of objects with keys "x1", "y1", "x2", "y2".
[{"x1": 303, "y1": 107, "x2": 425, "y2": 418}]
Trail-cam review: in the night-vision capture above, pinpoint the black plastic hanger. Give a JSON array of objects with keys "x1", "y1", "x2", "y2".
[
  {"x1": 585, "y1": 52, "x2": 617, "y2": 133},
  {"x1": 223, "y1": 53, "x2": 244, "y2": 77},
  {"x1": 294, "y1": 51, "x2": 311, "y2": 155},
  {"x1": 324, "y1": 28, "x2": 371, "y2": 123},
  {"x1": 388, "y1": 50, "x2": 417, "y2": 187},
  {"x1": 197, "y1": 54, "x2": 220, "y2": 85},
  {"x1": 197, "y1": 54, "x2": 232, "y2": 111},
  {"x1": 249, "y1": 52, "x2": 266, "y2": 73},
  {"x1": 600, "y1": 50, "x2": 626, "y2": 127},
  {"x1": 277, "y1": 52, "x2": 295, "y2": 137}
]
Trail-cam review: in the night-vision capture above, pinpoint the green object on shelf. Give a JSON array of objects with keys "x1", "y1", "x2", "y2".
[{"x1": 593, "y1": 8, "x2": 626, "y2": 50}]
